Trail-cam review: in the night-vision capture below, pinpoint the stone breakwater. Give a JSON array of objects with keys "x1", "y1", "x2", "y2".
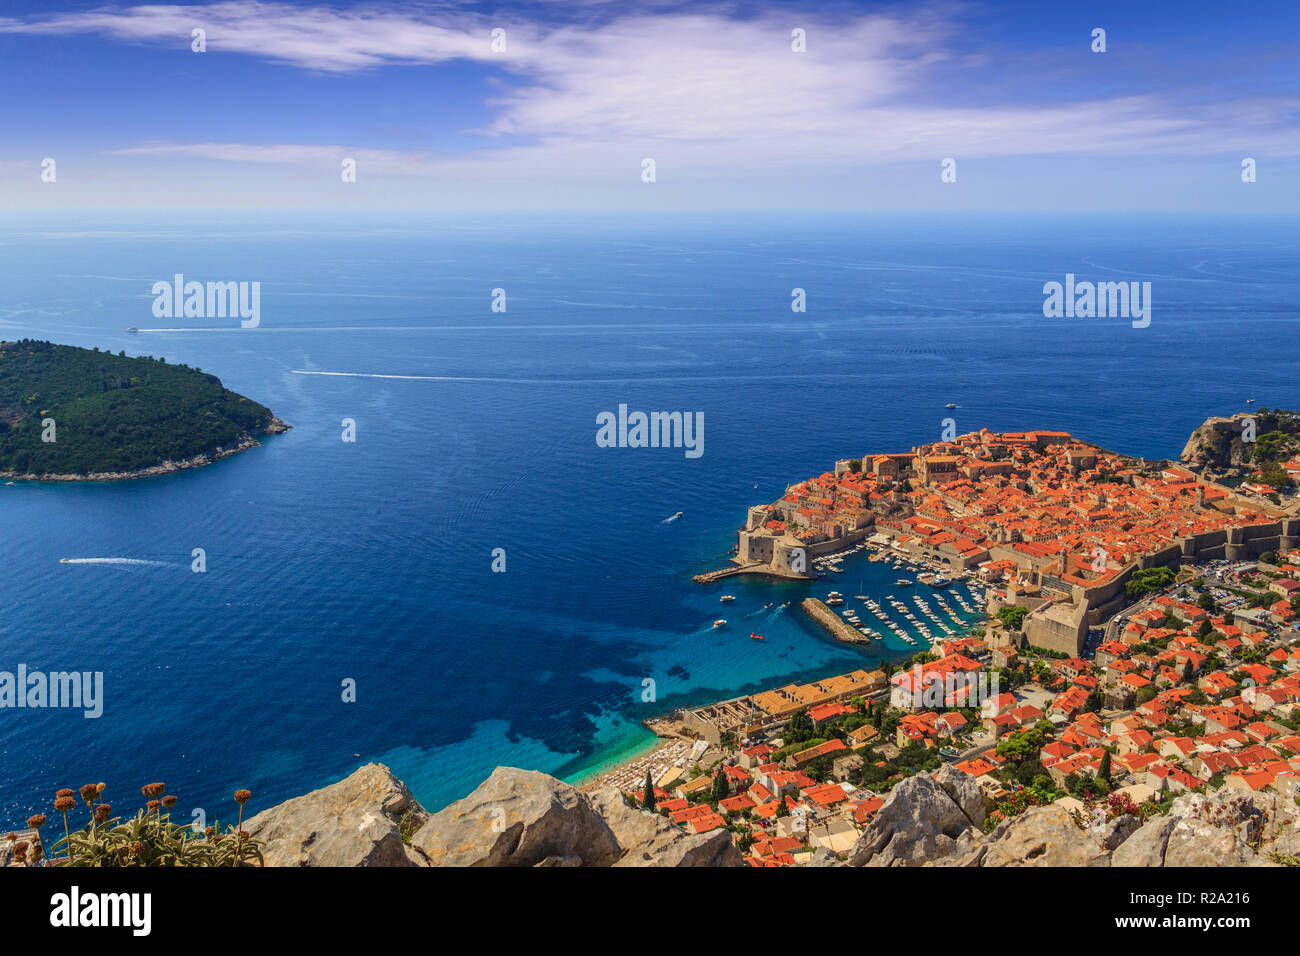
[
  {"x1": 4, "y1": 417, "x2": 291, "y2": 482},
  {"x1": 802, "y1": 597, "x2": 871, "y2": 644}
]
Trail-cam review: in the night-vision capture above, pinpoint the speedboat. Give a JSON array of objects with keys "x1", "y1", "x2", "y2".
[
  {"x1": 125, "y1": 326, "x2": 139, "y2": 332},
  {"x1": 749, "y1": 632, "x2": 765, "y2": 641},
  {"x1": 945, "y1": 403, "x2": 958, "y2": 409},
  {"x1": 713, "y1": 619, "x2": 727, "y2": 628},
  {"x1": 720, "y1": 594, "x2": 735, "y2": 603},
  {"x1": 896, "y1": 578, "x2": 913, "y2": 587}
]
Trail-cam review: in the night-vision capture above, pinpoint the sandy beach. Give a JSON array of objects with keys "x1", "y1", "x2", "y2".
[{"x1": 576, "y1": 731, "x2": 695, "y2": 796}]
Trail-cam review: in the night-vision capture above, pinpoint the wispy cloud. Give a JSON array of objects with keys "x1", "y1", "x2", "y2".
[
  {"x1": 5, "y1": 1, "x2": 1299, "y2": 211},
  {"x1": 110, "y1": 141, "x2": 441, "y2": 173},
  {"x1": 8, "y1": 0, "x2": 1298, "y2": 167},
  {"x1": 0, "y1": 1, "x2": 502, "y2": 71}
]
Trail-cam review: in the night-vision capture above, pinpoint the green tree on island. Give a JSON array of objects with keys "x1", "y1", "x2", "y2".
[
  {"x1": 0, "y1": 340, "x2": 282, "y2": 477},
  {"x1": 642, "y1": 771, "x2": 655, "y2": 811}
]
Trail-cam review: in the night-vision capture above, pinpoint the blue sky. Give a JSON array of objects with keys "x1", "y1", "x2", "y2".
[{"x1": 2, "y1": 0, "x2": 1297, "y2": 211}]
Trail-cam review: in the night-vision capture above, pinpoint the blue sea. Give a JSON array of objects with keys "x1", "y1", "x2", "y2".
[{"x1": 1, "y1": 213, "x2": 1296, "y2": 826}]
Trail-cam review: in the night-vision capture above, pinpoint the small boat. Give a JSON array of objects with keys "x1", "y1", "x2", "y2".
[
  {"x1": 713, "y1": 619, "x2": 727, "y2": 628},
  {"x1": 125, "y1": 326, "x2": 139, "y2": 332},
  {"x1": 945, "y1": 403, "x2": 958, "y2": 409},
  {"x1": 895, "y1": 578, "x2": 913, "y2": 587},
  {"x1": 1246, "y1": 397, "x2": 1255, "y2": 404},
  {"x1": 749, "y1": 632, "x2": 765, "y2": 641},
  {"x1": 720, "y1": 594, "x2": 735, "y2": 603}
]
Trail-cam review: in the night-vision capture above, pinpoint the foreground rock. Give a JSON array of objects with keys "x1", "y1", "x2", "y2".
[
  {"x1": 592, "y1": 789, "x2": 741, "y2": 867},
  {"x1": 846, "y1": 767, "x2": 1282, "y2": 869},
  {"x1": 250, "y1": 761, "x2": 1290, "y2": 868},
  {"x1": 410, "y1": 767, "x2": 623, "y2": 867},
  {"x1": 409, "y1": 767, "x2": 744, "y2": 867},
  {"x1": 980, "y1": 805, "x2": 1112, "y2": 867},
  {"x1": 847, "y1": 764, "x2": 985, "y2": 866},
  {"x1": 1113, "y1": 789, "x2": 1285, "y2": 867},
  {"x1": 247, "y1": 763, "x2": 425, "y2": 867}
]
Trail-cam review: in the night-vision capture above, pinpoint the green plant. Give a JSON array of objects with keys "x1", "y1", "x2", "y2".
[
  {"x1": 22, "y1": 780, "x2": 264, "y2": 867},
  {"x1": 398, "y1": 810, "x2": 424, "y2": 845},
  {"x1": 997, "y1": 606, "x2": 1028, "y2": 630}
]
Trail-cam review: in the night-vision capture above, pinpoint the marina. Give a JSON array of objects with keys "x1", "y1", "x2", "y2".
[{"x1": 758, "y1": 542, "x2": 988, "y2": 654}]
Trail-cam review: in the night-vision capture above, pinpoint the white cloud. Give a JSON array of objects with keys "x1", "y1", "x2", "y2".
[
  {"x1": 110, "y1": 141, "x2": 442, "y2": 173},
  {"x1": 5, "y1": 0, "x2": 1300, "y2": 210},
  {"x1": 0, "y1": 1, "x2": 503, "y2": 71}
]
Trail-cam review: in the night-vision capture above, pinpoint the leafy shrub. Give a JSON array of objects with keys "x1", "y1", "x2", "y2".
[{"x1": 10, "y1": 780, "x2": 262, "y2": 867}]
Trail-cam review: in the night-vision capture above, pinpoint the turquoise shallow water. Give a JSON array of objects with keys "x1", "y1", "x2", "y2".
[{"x1": 0, "y1": 213, "x2": 1296, "y2": 824}]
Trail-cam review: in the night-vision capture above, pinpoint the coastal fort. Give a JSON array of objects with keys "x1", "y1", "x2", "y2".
[{"x1": 700, "y1": 427, "x2": 1299, "y2": 656}]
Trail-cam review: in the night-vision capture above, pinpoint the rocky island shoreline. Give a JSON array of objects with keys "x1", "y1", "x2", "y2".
[{"x1": 5, "y1": 415, "x2": 291, "y2": 482}]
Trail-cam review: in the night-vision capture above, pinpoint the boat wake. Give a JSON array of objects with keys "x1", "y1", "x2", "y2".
[
  {"x1": 59, "y1": 557, "x2": 174, "y2": 568},
  {"x1": 660, "y1": 511, "x2": 683, "y2": 524}
]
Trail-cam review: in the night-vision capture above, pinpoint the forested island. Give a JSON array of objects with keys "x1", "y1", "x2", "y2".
[{"x1": 0, "y1": 340, "x2": 288, "y2": 480}]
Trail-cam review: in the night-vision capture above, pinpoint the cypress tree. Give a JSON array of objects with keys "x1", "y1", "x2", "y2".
[{"x1": 712, "y1": 766, "x2": 730, "y2": 803}]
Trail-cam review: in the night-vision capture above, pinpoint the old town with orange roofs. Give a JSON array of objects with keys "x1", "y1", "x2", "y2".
[{"x1": 609, "y1": 423, "x2": 1300, "y2": 865}]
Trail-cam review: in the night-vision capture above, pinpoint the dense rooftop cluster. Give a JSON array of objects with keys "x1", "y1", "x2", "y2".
[
  {"x1": 633, "y1": 557, "x2": 1300, "y2": 866},
  {"x1": 761, "y1": 429, "x2": 1276, "y2": 587}
]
